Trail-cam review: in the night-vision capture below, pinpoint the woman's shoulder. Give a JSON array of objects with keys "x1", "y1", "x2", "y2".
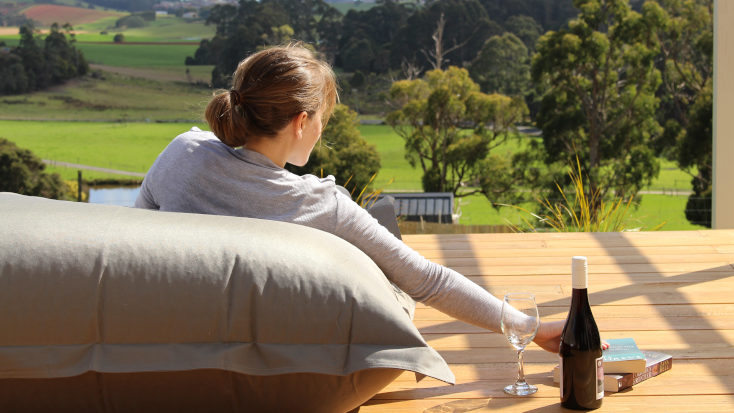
[
  {"x1": 169, "y1": 127, "x2": 220, "y2": 148},
  {"x1": 289, "y1": 172, "x2": 341, "y2": 199}
]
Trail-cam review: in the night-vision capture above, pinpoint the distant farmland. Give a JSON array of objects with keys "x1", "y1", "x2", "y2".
[{"x1": 22, "y1": 4, "x2": 123, "y2": 27}]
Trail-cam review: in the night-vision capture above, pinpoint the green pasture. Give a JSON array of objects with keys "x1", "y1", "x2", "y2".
[
  {"x1": 0, "y1": 120, "x2": 702, "y2": 231},
  {"x1": 76, "y1": 43, "x2": 198, "y2": 66},
  {"x1": 0, "y1": 71, "x2": 213, "y2": 121},
  {"x1": 74, "y1": 16, "x2": 121, "y2": 32},
  {"x1": 0, "y1": 37, "x2": 198, "y2": 66},
  {"x1": 0, "y1": 120, "x2": 206, "y2": 180},
  {"x1": 359, "y1": 125, "x2": 531, "y2": 190}
]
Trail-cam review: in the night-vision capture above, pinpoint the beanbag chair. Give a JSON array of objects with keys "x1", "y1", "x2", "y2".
[{"x1": 0, "y1": 193, "x2": 453, "y2": 412}]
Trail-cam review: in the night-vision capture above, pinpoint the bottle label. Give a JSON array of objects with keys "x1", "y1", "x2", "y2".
[
  {"x1": 559, "y1": 355, "x2": 563, "y2": 397},
  {"x1": 596, "y1": 356, "x2": 604, "y2": 400}
]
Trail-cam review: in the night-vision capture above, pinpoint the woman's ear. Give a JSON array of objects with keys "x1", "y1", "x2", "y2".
[{"x1": 293, "y1": 112, "x2": 308, "y2": 140}]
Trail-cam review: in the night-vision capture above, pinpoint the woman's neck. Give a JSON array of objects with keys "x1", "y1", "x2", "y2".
[{"x1": 244, "y1": 135, "x2": 292, "y2": 168}]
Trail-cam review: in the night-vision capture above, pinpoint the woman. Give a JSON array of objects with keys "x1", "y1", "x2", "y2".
[{"x1": 134, "y1": 43, "x2": 567, "y2": 354}]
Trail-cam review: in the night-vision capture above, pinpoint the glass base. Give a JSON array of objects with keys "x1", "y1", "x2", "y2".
[{"x1": 503, "y1": 381, "x2": 538, "y2": 396}]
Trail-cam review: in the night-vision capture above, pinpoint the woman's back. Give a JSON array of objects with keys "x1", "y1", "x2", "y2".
[{"x1": 135, "y1": 127, "x2": 339, "y2": 234}]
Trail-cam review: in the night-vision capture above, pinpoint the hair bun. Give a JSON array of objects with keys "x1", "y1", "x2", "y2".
[{"x1": 229, "y1": 89, "x2": 242, "y2": 106}]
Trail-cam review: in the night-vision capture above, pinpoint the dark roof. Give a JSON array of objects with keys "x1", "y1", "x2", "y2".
[{"x1": 375, "y1": 192, "x2": 454, "y2": 218}]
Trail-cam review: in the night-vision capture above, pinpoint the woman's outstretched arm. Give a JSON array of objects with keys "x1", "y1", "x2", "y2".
[{"x1": 332, "y1": 191, "x2": 560, "y2": 351}]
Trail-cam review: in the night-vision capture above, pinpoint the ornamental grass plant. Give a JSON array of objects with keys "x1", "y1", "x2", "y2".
[{"x1": 498, "y1": 157, "x2": 666, "y2": 233}]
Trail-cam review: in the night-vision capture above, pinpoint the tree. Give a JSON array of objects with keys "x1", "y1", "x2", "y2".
[
  {"x1": 116, "y1": 15, "x2": 148, "y2": 28},
  {"x1": 505, "y1": 14, "x2": 544, "y2": 51},
  {"x1": 113, "y1": 33, "x2": 124, "y2": 43},
  {"x1": 258, "y1": 24, "x2": 294, "y2": 50},
  {"x1": 16, "y1": 24, "x2": 46, "y2": 91},
  {"x1": 0, "y1": 53, "x2": 29, "y2": 95},
  {"x1": 477, "y1": 0, "x2": 578, "y2": 31},
  {"x1": 337, "y1": 0, "x2": 413, "y2": 73},
  {"x1": 341, "y1": 36, "x2": 374, "y2": 73},
  {"x1": 654, "y1": 0, "x2": 712, "y2": 227},
  {"x1": 420, "y1": 13, "x2": 472, "y2": 70},
  {"x1": 390, "y1": 0, "x2": 502, "y2": 71},
  {"x1": 193, "y1": 0, "x2": 330, "y2": 86},
  {"x1": 286, "y1": 104, "x2": 381, "y2": 195},
  {"x1": 531, "y1": 0, "x2": 666, "y2": 200},
  {"x1": 469, "y1": 32, "x2": 530, "y2": 96},
  {"x1": 3, "y1": 22, "x2": 87, "y2": 95},
  {"x1": 387, "y1": 67, "x2": 528, "y2": 196},
  {"x1": 678, "y1": 81, "x2": 711, "y2": 227},
  {"x1": 0, "y1": 138, "x2": 66, "y2": 199}
]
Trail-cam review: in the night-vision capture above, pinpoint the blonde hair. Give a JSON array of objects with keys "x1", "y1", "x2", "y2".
[{"x1": 205, "y1": 43, "x2": 339, "y2": 147}]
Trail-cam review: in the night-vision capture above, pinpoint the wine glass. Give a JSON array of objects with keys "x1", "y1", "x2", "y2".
[{"x1": 501, "y1": 293, "x2": 541, "y2": 396}]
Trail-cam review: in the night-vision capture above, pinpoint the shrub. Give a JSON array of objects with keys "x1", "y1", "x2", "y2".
[{"x1": 0, "y1": 138, "x2": 66, "y2": 200}]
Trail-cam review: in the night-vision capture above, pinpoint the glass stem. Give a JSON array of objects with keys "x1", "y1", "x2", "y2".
[{"x1": 516, "y1": 348, "x2": 526, "y2": 385}]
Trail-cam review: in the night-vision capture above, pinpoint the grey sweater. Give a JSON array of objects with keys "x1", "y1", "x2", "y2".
[{"x1": 135, "y1": 127, "x2": 528, "y2": 334}]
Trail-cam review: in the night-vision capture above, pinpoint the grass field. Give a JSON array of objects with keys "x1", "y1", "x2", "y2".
[
  {"x1": 0, "y1": 120, "x2": 204, "y2": 180},
  {"x1": 0, "y1": 119, "x2": 704, "y2": 231},
  {"x1": 0, "y1": 38, "x2": 200, "y2": 66},
  {"x1": 77, "y1": 43, "x2": 199, "y2": 66},
  {"x1": 0, "y1": 71, "x2": 213, "y2": 121}
]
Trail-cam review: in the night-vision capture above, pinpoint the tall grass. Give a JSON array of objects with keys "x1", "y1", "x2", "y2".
[{"x1": 498, "y1": 157, "x2": 666, "y2": 233}]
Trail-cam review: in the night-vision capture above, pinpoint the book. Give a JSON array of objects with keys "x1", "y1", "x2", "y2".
[
  {"x1": 553, "y1": 351, "x2": 673, "y2": 393},
  {"x1": 602, "y1": 338, "x2": 646, "y2": 373}
]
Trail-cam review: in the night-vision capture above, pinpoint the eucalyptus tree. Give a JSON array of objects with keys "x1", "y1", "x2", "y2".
[
  {"x1": 655, "y1": 0, "x2": 713, "y2": 227},
  {"x1": 469, "y1": 32, "x2": 531, "y2": 97},
  {"x1": 532, "y1": 0, "x2": 667, "y2": 200},
  {"x1": 387, "y1": 67, "x2": 528, "y2": 197}
]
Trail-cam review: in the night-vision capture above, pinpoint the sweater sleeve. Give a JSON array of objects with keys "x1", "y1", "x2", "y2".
[
  {"x1": 332, "y1": 191, "x2": 532, "y2": 334},
  {"x1": 133, "y1": 175, "x2": 159, "y2": 210}
]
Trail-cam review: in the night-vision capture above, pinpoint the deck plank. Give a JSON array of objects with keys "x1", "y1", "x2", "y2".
[{"x1": 364, "y1": 230, "x2": 734, "y2": 411}]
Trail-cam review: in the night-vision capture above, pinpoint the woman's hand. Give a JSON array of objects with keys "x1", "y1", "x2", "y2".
[
  {"x1": 533, "y1": 320, "x2": 565, "y2": 353},
  {"x1": 532, "y1": 321, "x2": 611, "y2": 353}
]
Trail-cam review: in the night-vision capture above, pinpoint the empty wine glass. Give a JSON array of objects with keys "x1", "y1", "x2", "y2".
[{"x1": 501, "y1": 293, "x2": 541, "y2": 396}]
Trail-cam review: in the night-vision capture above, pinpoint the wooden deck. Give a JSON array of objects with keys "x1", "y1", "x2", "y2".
[{"x1": 361, "y1": 230, "x2": 734, "y2": 412}]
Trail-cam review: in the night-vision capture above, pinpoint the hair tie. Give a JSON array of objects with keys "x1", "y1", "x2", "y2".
[{"x1": 229, "y1": 89, "x2": 242, "y2": 106}]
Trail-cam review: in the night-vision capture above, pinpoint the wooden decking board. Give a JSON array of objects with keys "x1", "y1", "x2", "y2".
[
  {"x1": 419, "y1": 330, "x2": 734, "y2": 350},
  {"x1": 402, "y1": 236, "x2": 734, "y2": 249},
  {"x1": 361, "y1": 395, "x2": 734, "y2": 412},
  {"x1": 391, "y1": 359, "x2": 734, "y2": 382},
  {"x1": 364, "y1": 230, "x2": 734, "y2": 411},
  {"x1": 415, "y1": 316, "x2": 734, "y2": 334},
  {"x1": 429, "y1": 253, "x2": 734, "y2": 266},
  {"x1": 416, "y1": 303, "x2": 734, "y2": 319},
  {"x1": 444, "y1": 262, "x2": 734, "y2": 276},
  {"x1": 418, "y1": 245, "x2": 720, "y2": 259}
]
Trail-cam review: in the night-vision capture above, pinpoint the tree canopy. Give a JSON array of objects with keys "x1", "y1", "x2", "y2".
[
  {"x1": 0, "y1": 23, "x2": 88, "y2": 96},
  {"x1": 387, "y1": 66, "x2": 528, "y2": 198},
  {"x1": 0, "y1": 138, "x2": 66, "y2": 200},
  {"x1": 531, "y1": 0, "x2": 666, "y2": 200},
  {"x1": 468, "y1": 32, "x2": 531, "y2": 96}
]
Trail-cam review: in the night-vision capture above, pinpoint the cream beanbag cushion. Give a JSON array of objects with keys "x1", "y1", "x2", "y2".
[{"x1": 0, "y1": 193, "x2": 453, "y2": 412}]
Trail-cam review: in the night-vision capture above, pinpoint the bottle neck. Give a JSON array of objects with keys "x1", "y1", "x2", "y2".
[{"x1": 570, "y1": 288, "x2": 589, "y2": 310}]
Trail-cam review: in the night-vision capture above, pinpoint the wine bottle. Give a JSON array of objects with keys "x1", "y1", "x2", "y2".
[{"x1": 560, "y1": 256, "x2": 603, "y2": 410}]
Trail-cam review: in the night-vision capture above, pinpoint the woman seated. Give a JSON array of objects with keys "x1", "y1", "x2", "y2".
[{"x1": 134, "y1": 43, "x2": 566, "y2": 354}]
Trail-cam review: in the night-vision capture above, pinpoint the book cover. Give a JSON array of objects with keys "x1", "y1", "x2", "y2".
[
  {"x1": 553, "y1": 350, "x2": 673, "y2": 393},
  {"x1": 603, "y1": 338, "x2": 646, "y2": 373}
]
